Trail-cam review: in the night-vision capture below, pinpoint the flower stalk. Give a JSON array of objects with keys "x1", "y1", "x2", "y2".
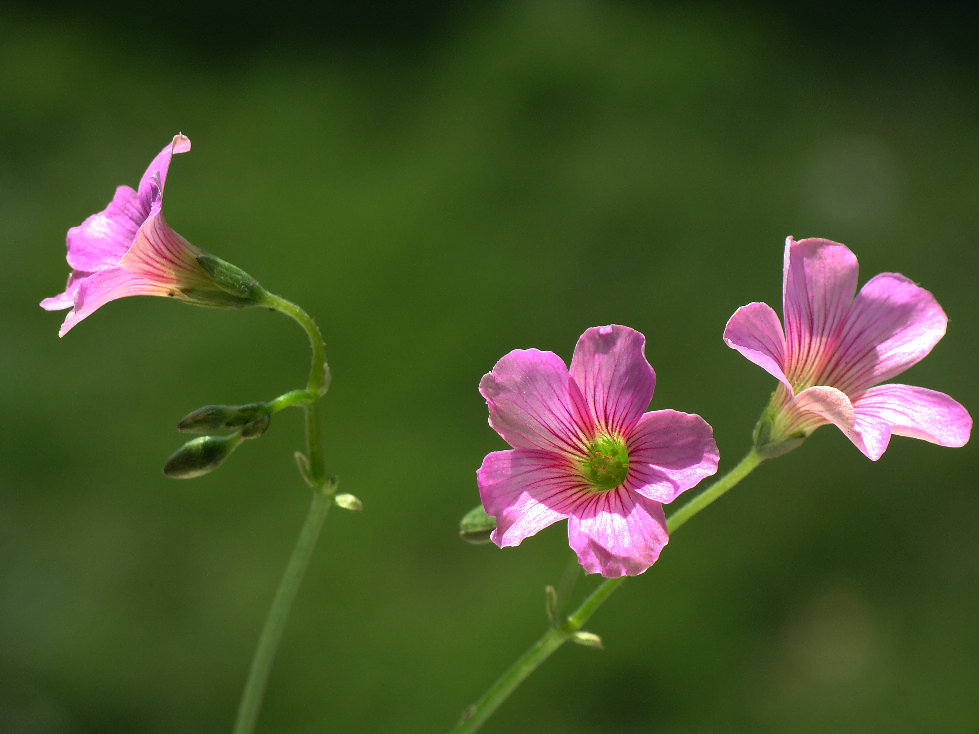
[
  {"x1": 232, "y1": 295, "x2": 337, "y2": 734},
  {"x1": 450, "y1": 449, "x2": 764, "y2": 734}
]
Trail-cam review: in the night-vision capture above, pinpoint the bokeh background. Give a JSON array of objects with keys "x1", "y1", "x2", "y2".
[{"x1": 2, "y1": 2, "x2": 976, "y2": 732}]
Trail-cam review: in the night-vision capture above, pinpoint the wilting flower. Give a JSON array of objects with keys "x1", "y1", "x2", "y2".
[
  {"x1": 477, "y1": 325, "x2": 719, "y2": 577},
  {"x1": 724, "y1": 236, "x2": 971, "y2": 460},
  {"x1": 42, "y1": 134, "x2": 265, "y2": 336}
]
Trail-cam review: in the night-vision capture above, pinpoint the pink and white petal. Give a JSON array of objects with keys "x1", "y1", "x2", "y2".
[
  {"x1": 40, "y1": 270, "x2": 89, "y2": 311},
  {"x1": 627, "y1": 410, "x2": 719, "y2": 504},
  {"x1": 827, "y1": 273, "x2": 947, "y2": 392},
  {"x1": 137, "y1": 134, "x2": 191, "y2": 217},
  {"x1": 477, "y1": 449, "x2": 582, "y2": 548},
  {"x1": 567, "y1": 489, "x2": 668, "y2": 577},
  {"x1": 852, "y1": 384, "x2": 972, "y2": 458},
  {"x1": 569, "y1": 325, "x2": 655, "y2": 436},
  {"x1": 65, "y1": 186, "x2": 143, "y2": 271},
  {"x1": 793, "y1": 385, "x2": 856, "y2": 434},
  {"x1": 120, "y1": 211, "x2": 203, "y2": 284},
  {"x1": 480, "y1": 348, "x2": 590, "y2": 453},
  {"x1": 782, "y1": 237, "x2": 858, "y2": 380},
  {"x1": 722, "y1": 301, "x2": 791, "y2": 389},
  {"x1": 59, "y1": 267, "x2": 170, "y2": 336}
]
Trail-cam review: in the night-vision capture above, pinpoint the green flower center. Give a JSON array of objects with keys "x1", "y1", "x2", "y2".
[{"x1": 579, "y1": 434, "x2": 630, "y2": 491}]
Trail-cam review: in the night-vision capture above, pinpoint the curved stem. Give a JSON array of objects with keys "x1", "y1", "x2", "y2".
[
  {"x1": 448, "y1": 449, "x2": 764, "y2": 734},
  {"x1": 233, "y1": 292, "x2": 335, "y2": 734}
]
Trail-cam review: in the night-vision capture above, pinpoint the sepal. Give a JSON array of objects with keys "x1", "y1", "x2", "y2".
[
  {"x1": 194, "y1": 253, "x2": 267, "y2": 306},
  {"x1": 459, "y1": 504, "x2": 496, "y2": 544}
]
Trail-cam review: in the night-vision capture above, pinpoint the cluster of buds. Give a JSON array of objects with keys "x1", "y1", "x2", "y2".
[{"x1": 163, "y1": 403, "x2": 272, "y2": 479}]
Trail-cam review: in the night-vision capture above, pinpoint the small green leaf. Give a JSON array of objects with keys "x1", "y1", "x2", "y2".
[{"x1": 294, "y1": 451, "x2": 314, "y2": 486}]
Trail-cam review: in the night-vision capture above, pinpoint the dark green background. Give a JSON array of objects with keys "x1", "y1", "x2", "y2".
[{"x1": 2, "y1": 3, "x2": 976, "y2": 732}]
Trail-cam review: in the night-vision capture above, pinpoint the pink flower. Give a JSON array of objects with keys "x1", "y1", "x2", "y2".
[
  {"x1": 42, "y1": 134, "x2": 263, "y2": 337},
  {"x1": 477, "y1": 325, "x2": 719, "y2": 577},
  {"x1": 724, "y1": 236, "x2": 971, "y2": 460}
]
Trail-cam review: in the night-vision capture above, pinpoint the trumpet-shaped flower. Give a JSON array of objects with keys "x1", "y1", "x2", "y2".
[
  {"x1": 724, "y1": 236, "x2": 971, "y2": 460},
  {"x1": 42, "y1": 134, "x2": 264, "y2": 336},
  {"x1": 477, "y1": 325, "x2": 719, "y2": 577}
]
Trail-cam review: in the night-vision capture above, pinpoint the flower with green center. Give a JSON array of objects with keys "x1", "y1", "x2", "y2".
[
  {"x1": 477, "y1": 325, "x2": 719, "y2": 577},
  {"x1": 580, "y1": 435, "x2": 630, "y2": 490}
]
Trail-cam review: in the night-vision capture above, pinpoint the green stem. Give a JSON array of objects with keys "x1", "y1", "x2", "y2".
[
  {"x1": 448, "y1": 449, "x2": 764, "y2": 734},
  {"x1": 233, "y1": 490, "x2": 331, "y2": 734},
  {"x1": 232, "y1": 293, "x2": 335, "y2": 734}
]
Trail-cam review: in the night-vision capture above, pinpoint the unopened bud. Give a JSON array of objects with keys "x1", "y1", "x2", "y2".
[
  {"x1": 239, "y1": 413, "x2": 271, "y2": 439},
  {"x1": 459, "y1": 504, "x2": 496, "y2": 544},
  {"x1": 570, "y1": 631, "x2": 603, "y2": 649},
  {"x1": 334, "y1": 493, "x2": 362, "y2": 511},
  {"x1": 163, "y1": 434, "x2": 243, "y2": 479},
  {"x1": 177, "y1": 403, "x2": 269, "y2": 433}
]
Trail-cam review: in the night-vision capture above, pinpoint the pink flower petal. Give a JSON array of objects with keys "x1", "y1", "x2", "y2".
[
  {"x1": 480, "y1": 348, "x2": 590, "y2": 453},
  {"x1": 569, "y1": 325, "x2": 655, "y2": 435},
  {"x1": 792, "y1": 384, "x2": 857, "y2": 441},
  {"x1": 567, "y1": 489, "x2": 668, "y2": 577},
  {"x1": 852, "y1": 384, "x2": 972, "y2": 460},
  {"x1": 58, "y1": 267, "x2": 167, "y2": 336},
  {"x1": 627, "y1": 410, "x2": 719, "y2": 504},
  {"x1": 119, "y1": 210, "x2": 202, "y2": 282},
  {"x1": 65, "y1": 186, "x2": 143, "y2": 272},
  {"x1": 782, "y1": 237, "x2": 858, "y2": 384},
  {"x1": 477, "y1": 449, "x2": 584, "y2": 547},
  {"x1": 40, "y1": 271, "x2": 87, "y2": 311},
  {"x1": 137, "y1": 134, "x2": 191, "y2": 217},
  {"x1": 723, "y1": 302, "x2": 790, "y2": 389},
  {"x1": 827, "y1": 273, "x2": 947, "y2": 393}
]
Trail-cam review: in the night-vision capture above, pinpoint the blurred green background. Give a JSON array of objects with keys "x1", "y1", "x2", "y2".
[{"x1": 2, "y1": 2, "x2": 976, "y2": 732}]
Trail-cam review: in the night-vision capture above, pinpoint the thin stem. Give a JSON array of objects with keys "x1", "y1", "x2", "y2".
[
  {"x1": 232, "y1": 292, "x2": 335, "y2": 734},
  {"x1": 262, "y1": 293, "x2": 330, "y2": 398},
  {"x1": 666, "y1": 449, "x2": 764, "y2": 534},
  {"x1": 268, "y1": 389, "x2": 316, "y2": 413},
  {"x1": 233, "y1": 490, "x2": 331, "y2": 734},
  {"x1": 448, "y1": 448, "x2": 765, "y2": 734}
]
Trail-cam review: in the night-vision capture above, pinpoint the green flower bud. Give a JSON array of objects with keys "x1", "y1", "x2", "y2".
[
  {"x1": 162, "y1": 434, "x2": 243, "y2": 479},
  {"x1": 239, "y1": 413, "x2": 271, "y2": 439},
  {"x1": 459, "y1": 504, "x2": 496, "y2": 544},
  {"x1": 177, "y1": 403, "x2": 269, "y2": 433}
]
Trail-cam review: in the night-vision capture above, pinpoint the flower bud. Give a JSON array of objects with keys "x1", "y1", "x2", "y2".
[
  {"x1": 163, "y1": 434, "x2": 243, "y2": 479},
  {"x1": 177, "y1": 403, "x2": 269, "y2": 433},
  {"x1": 571, "y1": 631, "x2": 604, "y2": 649},
  {"x1": 334, "y1": 493, "x2": 362, "y2": 511},
  {"x1": 239, "y1": 413, "x2": 271, "y2": 439},
  {"x1": 459, "y1": 504, "x2": 496, "y2": 544}
]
